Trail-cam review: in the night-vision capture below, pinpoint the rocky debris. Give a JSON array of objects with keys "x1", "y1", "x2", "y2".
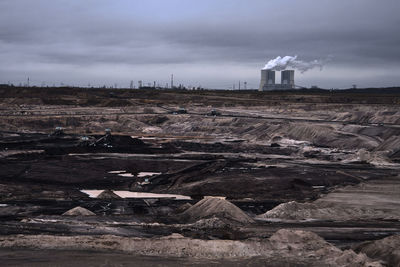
[
  {"x1": 62, "y1": 206, "x2": 95, "y2": 216},
  {"x1": 180, "y1": 197, "x2": 254, "y2": 224},
  {"x1": 97, "y1": 190, "x2": 121, "y2": 199},
  {"x1": 354, "y1": 234, "x2": 400, "y2": 267},
  {"x1": 0, "y1": 229, "x2": 382, "y2": 265}
]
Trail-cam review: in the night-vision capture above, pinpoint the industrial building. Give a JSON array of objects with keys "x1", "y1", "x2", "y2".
[{"x1": 259, "y1": 70, "x2": 295, "y2": 91}]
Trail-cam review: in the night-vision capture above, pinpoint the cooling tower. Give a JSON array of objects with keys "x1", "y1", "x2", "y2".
[
  {"x1": 281, "y1": 70, "x2": 295, "y2": 89},
  {"x1": 258, "y1": 70, "x2": 275, "y2": 91}
]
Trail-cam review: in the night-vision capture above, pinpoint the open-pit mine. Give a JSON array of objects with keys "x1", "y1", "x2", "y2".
[{"x1": 1, "y1": 86, "x2": 400, "y2": 266}]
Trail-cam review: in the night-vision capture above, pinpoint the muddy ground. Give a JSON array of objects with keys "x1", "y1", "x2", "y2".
[{"x1": 0, "y1": 86, "x2": 400, "y2": 266}]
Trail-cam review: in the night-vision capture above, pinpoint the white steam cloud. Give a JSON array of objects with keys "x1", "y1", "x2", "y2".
[{"x1": 262, "y1": 55, "x2": 327, "y2": 73}]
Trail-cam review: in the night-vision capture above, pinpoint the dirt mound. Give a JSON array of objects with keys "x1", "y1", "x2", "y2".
[
  {"x1": 180, "y1": 197, "x2": 254, "y2": 224},
  {"x1": 174, "y1": 203, "x2": 192, "y2": 214},
  {"x1": 270, "y1": 229, "x2": 381, "y2": 267},
  {"x1": 354, "y1": 234, "x2": 400, "y2": 267},
  {"x1": 256, "y1": 201, "x2": 386, "y2": 221},
  {"x1": 257, "y1": 201, "x2": 337, "y2": 221},
  {"x1": 62, "y1": 206, "x2": 95, "y2": 216},
  {"x1": 97, "y1": 190, "x2": 121, "y2": 199}
]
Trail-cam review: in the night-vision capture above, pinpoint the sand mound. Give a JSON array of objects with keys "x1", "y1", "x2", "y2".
[
  {"x1": 180, "y1": 197, "x2": 254, "y2": 224},
  {"x1": 97, "y1": 190, "x2": 121, "y2": 199},
  {"x1": 354, "y1": 234, "x2": 400, "y2": 267},
  {"x1": 62, "y1": 206, "x2": 95, "y2": 216}
]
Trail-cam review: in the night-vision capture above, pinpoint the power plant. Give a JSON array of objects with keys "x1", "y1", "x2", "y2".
[{"x1": 259, "y1": 69, "x2": 295, "y2": 91}]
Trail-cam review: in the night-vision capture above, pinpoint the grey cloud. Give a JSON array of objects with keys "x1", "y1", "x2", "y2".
[{"x1": 0, "y1": 0, "x2": 399, "y2": 88}]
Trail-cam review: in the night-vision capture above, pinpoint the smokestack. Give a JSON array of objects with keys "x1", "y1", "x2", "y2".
[{"x1": 259, "y1": 70, "x2": 275, "y2": 91}]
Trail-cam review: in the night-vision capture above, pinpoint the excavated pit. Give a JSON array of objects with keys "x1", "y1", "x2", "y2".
[{"x1": 1, "y1": 87, "x2": 400, "y2": 265}]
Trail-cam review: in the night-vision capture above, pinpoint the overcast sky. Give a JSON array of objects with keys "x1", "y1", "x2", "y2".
[{"x1": 1, "y1": 0, "x2": 399, "y2": 89}]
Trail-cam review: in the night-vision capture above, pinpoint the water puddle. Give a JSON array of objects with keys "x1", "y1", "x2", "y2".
[
  {"x1": 81, "y1": 190, "x2": 191, "y2": 200},
  {"x1": 117, "y1": 173, "x2": 134, "y2": 177},
  {"x1": 279, "y1": 138, "x2": 310, "y2": 146},
  {"x1": 137, "y1": 172, "x2": 161, "y2": 177},
  {"x1": 108, "y1": 171, "x2": 161, "y2": 178},
  {"x1": 137, "y1": 137, "x2": 157, "y2": 140}
]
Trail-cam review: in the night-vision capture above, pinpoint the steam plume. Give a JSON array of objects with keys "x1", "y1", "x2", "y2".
[{"x1": 262, "y1": 55, "x2": 327, "y2": 73}]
